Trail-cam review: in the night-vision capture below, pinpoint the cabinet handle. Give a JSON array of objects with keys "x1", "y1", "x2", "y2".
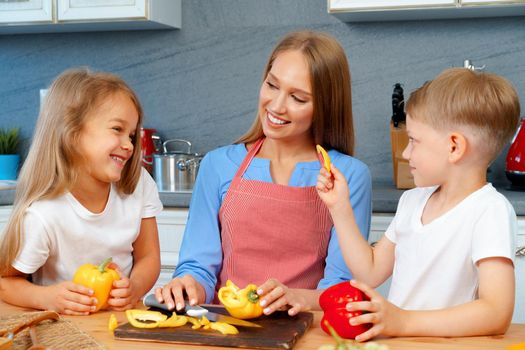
[{"x1": 517, "y1": 246, "x2": 525, "y2": 257}]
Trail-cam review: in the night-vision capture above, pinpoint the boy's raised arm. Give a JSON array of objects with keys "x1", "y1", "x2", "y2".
[{"x1": 317, "y1": 165, "x2": 396, "y2": 287}]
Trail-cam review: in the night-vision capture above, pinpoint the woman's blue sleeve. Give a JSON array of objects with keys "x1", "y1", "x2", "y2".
[
  {"x1": 318, "y1": 161, "x2": 372, "y2": 289},
  {"x1": 173, "y1": 152, "x2": 224, "y2": 303}
]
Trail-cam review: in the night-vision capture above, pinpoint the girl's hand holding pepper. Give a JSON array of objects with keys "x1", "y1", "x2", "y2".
[
  {"x1": 106, "y1": 263, "x2": 137, "y2": 311},
  {"x1": 346, "y1": 280, "x2": 406, "y2": 342},
  {"x1": 42, "y1": 281, "x2": 97, "y2": 315}
]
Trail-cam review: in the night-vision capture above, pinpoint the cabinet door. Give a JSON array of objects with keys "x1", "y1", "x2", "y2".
[
  {"x1": 151, "y1": 208, "x2": 188, "y2": 293},
  {"x1": 0, "y1": 0, "x2": 52, "y2": 23},
  {"x1": 329, "y1": 0, "x2": 456, "y2": 11},
  {"x1": 57, "y1": 0, "x2": 147, "y2": 21},
  {"x1": 513, "y1": 218, "x2": 525, "y2": 324},
  {"x1": 369, "y1": 214, "x2": 394, "y2": 298},
  {"x1": 461, "y1": 0, "x2": 525, "y2": 3}
]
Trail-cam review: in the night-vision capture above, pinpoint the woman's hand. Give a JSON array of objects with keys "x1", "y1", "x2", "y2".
[
  {"x1": 256, "y1": 278, "x2": 312, "y2": 316},
  {"x1": 41, "y1": 281, "x2": 97, "y2": 315},
  {"x1": 346, "y1": 279, "x2": 405, "y2": 342},
  {"x1": 154, "y1": 275, "x2": 206, "y2": 311},
  {"x1": 316, "y1": 165, "x2": 350, "y2": 211}
]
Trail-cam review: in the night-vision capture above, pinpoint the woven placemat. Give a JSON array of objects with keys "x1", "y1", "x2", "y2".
[{"x1": 0, "y1": 311, "x2": 106, "y2": 350}]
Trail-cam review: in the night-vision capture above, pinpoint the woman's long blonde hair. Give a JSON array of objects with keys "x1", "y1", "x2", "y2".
[
  {"x1": 0, "y1": 68, "x2": 144, "y2": 276},
  {"x1": 236, "y1": 30, "x2": 354, "y2": 155}
]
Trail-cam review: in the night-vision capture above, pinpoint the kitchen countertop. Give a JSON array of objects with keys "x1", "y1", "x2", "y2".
[
  {"x1": 1, "y1": 300, "x2": 524, "y2": 350},
  {"x1": 1, "y1": 181, "x2": 523, "y2": 215}
]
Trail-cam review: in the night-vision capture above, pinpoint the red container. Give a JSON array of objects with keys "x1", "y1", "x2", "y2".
[
  {"x1": 141, "y1": 128, "x2": 160, "y2": 173},
  {"x1": 506, "y1": 118, "x2": 525, "y2": 188}
]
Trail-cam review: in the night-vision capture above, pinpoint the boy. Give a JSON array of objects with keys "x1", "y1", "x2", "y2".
[{"x1": 316, "y1": 68, "x2": 520, "y2": 342}]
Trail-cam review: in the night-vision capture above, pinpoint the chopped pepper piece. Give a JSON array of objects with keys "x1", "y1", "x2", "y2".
[
  {"x1": 218, "y1": 279, "x2": 263, "y2": 319},
  {"x1": 158, "y1": 314, "x2": 188, "y2": 328},
  {"x1": 316, "y1": 145, "x2": 332, "y2": 173},
  {"x1": 108, "y1": 314, "x2": 118, "y2": 333},
  {"x1": 186, "y1": 316, "x2": 203, "y2": 329},
  {"x1": 209, "y1": 322, "x2": 239, "y2": 335},
  {"x1": 73, "y1": 257, "x2": 120, "y2": 312},
  {"x1": 125, "y1": 310, "x2": 167, "y2": 329}
]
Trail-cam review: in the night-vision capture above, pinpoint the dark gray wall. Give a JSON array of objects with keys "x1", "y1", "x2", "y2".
[{"x1": 1, "y1": 0, "x2": 524, "y2": 185}]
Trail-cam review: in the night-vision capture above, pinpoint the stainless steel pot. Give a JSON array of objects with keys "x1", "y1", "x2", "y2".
[{"x1": 153, "y1": 139, "x2": 203, "y2": 192}]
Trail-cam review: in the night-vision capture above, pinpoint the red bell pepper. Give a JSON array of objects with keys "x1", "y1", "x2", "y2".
[{"x1": 319, "y1": 281, "x2": 372, "y2": 339}]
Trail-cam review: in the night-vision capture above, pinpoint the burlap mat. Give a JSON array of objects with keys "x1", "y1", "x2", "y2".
[{"x1": 0, "y1": 311, "x2": 106, "y2": 350}]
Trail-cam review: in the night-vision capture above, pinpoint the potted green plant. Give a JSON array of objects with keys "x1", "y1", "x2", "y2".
[{"x1": 0, "y1": 127, "x2": 20, "y2": 180}]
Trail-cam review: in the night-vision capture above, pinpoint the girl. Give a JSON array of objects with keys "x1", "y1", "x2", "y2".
[
  {"x1": 156, "y1": 30, "x2": 372, "y2": 315},
  {"x1": 0, "y1": 68, "x2": 162, "y2": 315}
]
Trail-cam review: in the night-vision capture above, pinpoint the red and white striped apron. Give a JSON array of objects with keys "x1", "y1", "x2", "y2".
[{"x1": 217, "y1": 137, "x2": 333, "y2": 296}]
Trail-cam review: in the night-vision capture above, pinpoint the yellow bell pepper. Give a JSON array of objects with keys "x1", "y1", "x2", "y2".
[
  {"x1": 125, "y1": 310, "x2": 167, "y2": 328},
  {"x1": 73, "y1": 257, "x2": 120, "y2": 312},
  {"x1": 218, "y1": 279, "x2": 263, "y2": 319}
]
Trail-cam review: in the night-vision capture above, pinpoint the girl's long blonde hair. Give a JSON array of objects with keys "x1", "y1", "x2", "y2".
[
  {"x1": 0, "y1": 68, "x2": 144, "y2": 276},
  {"x1": 236, "y1": 30, "x2": 354, "y2": 155}
]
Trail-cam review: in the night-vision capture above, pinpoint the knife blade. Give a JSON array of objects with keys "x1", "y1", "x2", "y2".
[{"x1": 143, "y1": 294, "x2": 262, "y2": 328}]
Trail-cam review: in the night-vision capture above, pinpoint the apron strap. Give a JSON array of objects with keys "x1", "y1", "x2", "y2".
[{"x1": 230, "y1": 137, "x2": 265, "y2": 190}]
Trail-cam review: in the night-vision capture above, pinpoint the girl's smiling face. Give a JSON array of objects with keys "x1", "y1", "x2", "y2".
[
  {"x1": 77, "y1": 92, "x2": 138, "y2": 189},
  {"x1": 258, "y1": 49, "x2": 314, "y2": 143}
]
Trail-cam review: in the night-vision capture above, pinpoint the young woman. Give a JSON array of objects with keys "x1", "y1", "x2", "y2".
[{"x1": 156, "y1": 30, "x2": 372, "y2": 315}]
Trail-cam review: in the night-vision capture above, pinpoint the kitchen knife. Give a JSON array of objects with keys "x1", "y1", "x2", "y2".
[{"x1": 143, "y1": 294, "x2": 262, "y2": 328}]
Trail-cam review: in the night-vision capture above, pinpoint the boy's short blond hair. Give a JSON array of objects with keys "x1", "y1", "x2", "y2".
[{"x1": 406, "y1": 67, "x2": 521, "y2": 162}]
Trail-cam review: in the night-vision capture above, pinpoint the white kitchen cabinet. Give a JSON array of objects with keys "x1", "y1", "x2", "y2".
[
  {"x1": 328, "y1": 0, "x2": 525, "y2": 21},
  {"x1": 514, "y1": 219, "x2": 525, "y2": 324},
  {"x1": 152, "y1": 207, "x2": 187, "y2": 291},
  {"x1": 0, "y1": 0, "x2": 52, "y2": 23},
  {"x1": 0, "y1": 0, "x2": 180, "y2": 35}
]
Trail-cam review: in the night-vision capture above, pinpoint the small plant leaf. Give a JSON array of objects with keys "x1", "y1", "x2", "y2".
[{"x1": 0, "y1": 127, "x2": 20, "y2": 155}]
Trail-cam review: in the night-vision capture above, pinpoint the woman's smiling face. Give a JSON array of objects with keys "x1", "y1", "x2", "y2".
[{"x1": 258, "y1": 49, "x2": 314, "y2": 143}]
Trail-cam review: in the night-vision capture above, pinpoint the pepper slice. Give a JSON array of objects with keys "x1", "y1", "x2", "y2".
[
  {"x1": 158, "y1": 314, "x2": 188, "y2": 328},
  {"x1": 125, "y1": 310, "x2": 167, "y2": 329},
  {"x1": 108, "y1": 314, "x2": 118, "y2": 333},
  {"x1": 316, "y1": 145, "x2": 332, "y2": 173},
  {"x1": 218, "y1": 279, "x2": 263, "y2": 319}
]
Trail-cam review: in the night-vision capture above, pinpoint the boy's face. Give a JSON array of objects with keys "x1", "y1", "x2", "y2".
[{"x1": 402, "y1": 114, "x2": 451, "y2": 187}]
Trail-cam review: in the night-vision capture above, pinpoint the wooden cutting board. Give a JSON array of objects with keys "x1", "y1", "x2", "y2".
[{"x1": 114, "y1": 305, "x2": 313, "y2": 349}]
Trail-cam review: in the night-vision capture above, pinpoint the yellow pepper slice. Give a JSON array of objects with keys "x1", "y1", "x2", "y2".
[
  {"x1": 186, "y1": 316, "x2": 203, "y2": 329},
  {"x1": 73, "y1": 257, "x2": 120, "y2": 312},
  {"x1": 209, "y1": 322, "x2": 239, "y2": 335},
  {"x1": 218, "y1": 279, "x2": 263, "y2": 319},
  {"x1": 316, "y1": 145, "x2": 331, "y2": 173},
  {"x1": 125, "y1": 310, "x2": 167, "y2": 329},
  {"x1": 108, "y1": 314, "x2": 118, "y2": 333},
  {"x1": 158, "y1": 314, "x2": 188, "y2": 328}
]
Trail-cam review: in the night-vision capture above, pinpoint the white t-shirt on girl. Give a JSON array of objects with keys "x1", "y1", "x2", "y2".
[
  {"x1": 12, "y1": 168, "x2": 162, "y2": 286},
  {"x1": 385, "y1": 183, "x2": 516, "y2": 310}
]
